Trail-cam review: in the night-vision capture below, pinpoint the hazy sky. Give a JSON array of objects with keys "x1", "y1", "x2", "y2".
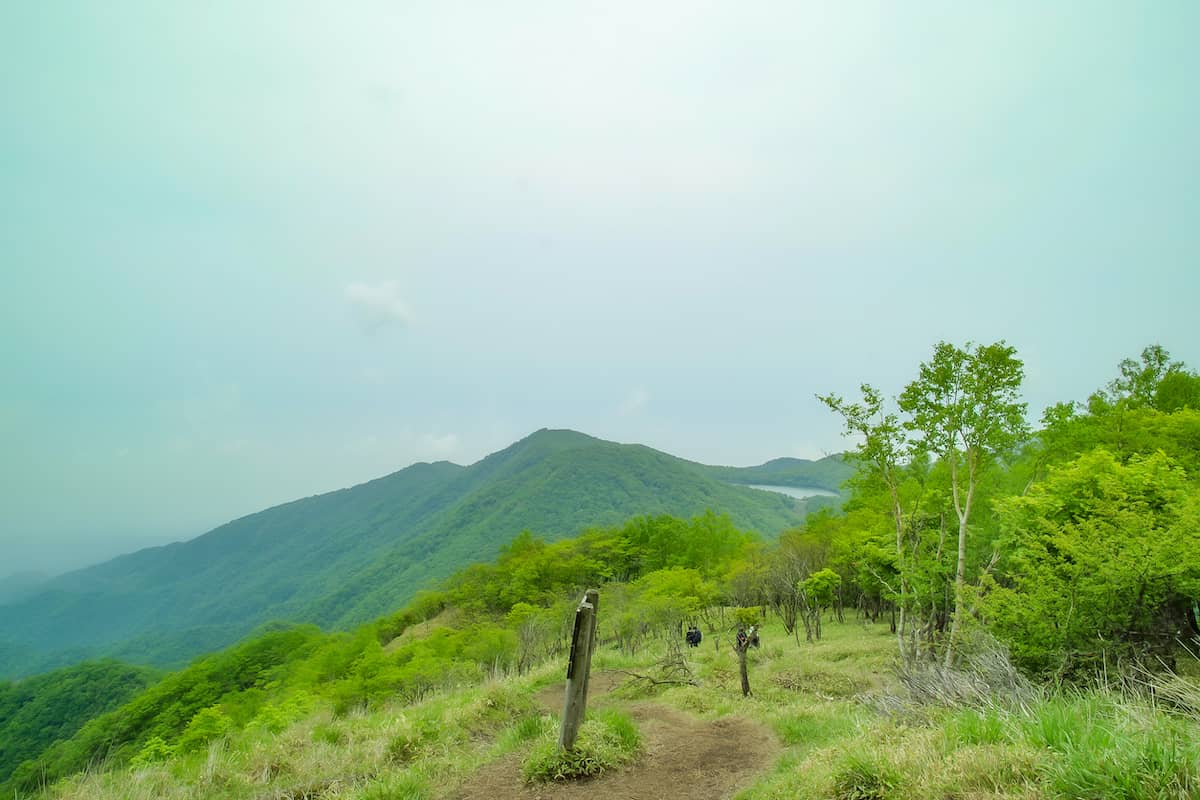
[{"x1": 2, "y1": 2, "x2": 1197, "y2": 576}]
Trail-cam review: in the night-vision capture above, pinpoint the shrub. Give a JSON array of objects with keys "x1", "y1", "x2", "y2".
[
  {"x1": 177, "y1": 706, "x2": 234, "y2": 752},
  {"x1": 129, "y1": 735, "x2": 175, "y2": 768}
]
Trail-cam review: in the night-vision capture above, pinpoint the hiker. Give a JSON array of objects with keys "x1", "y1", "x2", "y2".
[
  {"x1": 736, "y1": 627, "x2": 748, "y2": 650},
  {"x1": 685, "y1": 625, "x2": 702, "y2": 647},
  {"x1": 748, "y1": 624, "x2": 760, "y2": 648}
]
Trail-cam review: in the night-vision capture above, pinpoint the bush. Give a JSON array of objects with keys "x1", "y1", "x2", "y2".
[
  {"x1": 129, "y1": 735, "x2": 176, "y2": 768},
  {"x1": 177, "y1": 706, "x2": 234, "y2": 752}
]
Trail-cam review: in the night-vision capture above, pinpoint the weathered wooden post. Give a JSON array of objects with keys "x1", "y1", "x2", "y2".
[
  {"x1": 558, "y1": 589, "x2": 599, "y2": 750},
  {"x1": 735, "y1": 633, "x2": 752, "y2": 697}
]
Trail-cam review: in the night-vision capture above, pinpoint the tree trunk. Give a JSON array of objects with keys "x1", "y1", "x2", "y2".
[{"x1": 944, "y1": 465, "x2": 975, "y2": 669}]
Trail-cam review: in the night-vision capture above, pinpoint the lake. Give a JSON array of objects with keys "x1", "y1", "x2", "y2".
[{"x1": 745, "y1": 484, "x2": 841, "y2": 500}]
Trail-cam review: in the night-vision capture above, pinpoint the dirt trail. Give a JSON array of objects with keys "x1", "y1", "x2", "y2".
[{"x1": 448, "y1": 672, "x2": 780, "y2": 800}]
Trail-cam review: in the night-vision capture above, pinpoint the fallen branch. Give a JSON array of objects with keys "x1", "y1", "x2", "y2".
[{"x1": 611, "y1": 668, "x2": 698, "y2": 687}]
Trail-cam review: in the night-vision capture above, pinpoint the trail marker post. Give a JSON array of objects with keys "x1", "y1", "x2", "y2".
[{"x1": 558, "y1": 589, "x2": 599, "y2": 750}]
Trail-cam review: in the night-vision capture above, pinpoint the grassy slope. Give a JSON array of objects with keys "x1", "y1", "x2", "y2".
[
  {"x1": 0, "y1": 430, "x2": 808, "y2": 676},
  {"x1": 35, "y1": 621, "x2": 1200, "y2": 800}
]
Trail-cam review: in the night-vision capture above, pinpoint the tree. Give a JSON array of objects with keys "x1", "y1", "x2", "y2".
[
  {"x1": 1106, "y1": 344, "x2": 1182, "y2": 409},
  {"x1": 818, "y1": 385, "x2": 917, "y2": 659},
  {"x1": 1155, "y1": 370, "x2": 1200, "y2": 413},
  {"x1": 898, "y1": 341, "x2": 1028, "y2": 666}
]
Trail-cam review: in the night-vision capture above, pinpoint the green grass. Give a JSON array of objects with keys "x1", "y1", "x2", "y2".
[
  {"x1": 831, "y1": 751, "x2": 905, "y2": 800},
  {"x1": 30, "y1": 618, "x2": 1200, "y2": 800},
  {"x1": 521, "y1": 709, "x2": 643, "y2": 783}
]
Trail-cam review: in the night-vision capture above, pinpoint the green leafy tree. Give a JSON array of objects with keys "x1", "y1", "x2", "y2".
[
  {"x1": 1105, "y1": 344, "x2": 1184, "y2": 409},
  {"x1": 898, "y1": 341, "x2": 1028, "y2": 665},
  {"x1": 176, "y1": 706, "x2": 234, "y2": 752},
  {"x1": 818, "y1": 385, "x2": 918, "y2": 657}
]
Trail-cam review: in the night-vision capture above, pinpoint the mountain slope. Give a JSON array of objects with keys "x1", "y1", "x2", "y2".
[
  {"x1": 0, "y1": 659, "x2": 160, "y2": 783},
  {"x1": 695, "y1": 454, "x2": 853, "y2": 491},
  {"x1": 0, "y1": 430, "x2": 813, "y2": 677}
]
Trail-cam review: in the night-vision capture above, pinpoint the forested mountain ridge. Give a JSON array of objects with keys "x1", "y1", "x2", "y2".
[
  {"x1": 0, "y1": 429, "x2": 824, "y2": 678},
  {"x1": 695, "y1": 453, "x2": 852, "y2": 491}
]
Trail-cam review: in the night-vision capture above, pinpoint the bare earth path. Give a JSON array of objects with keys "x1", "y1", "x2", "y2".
[{"x1": 448, "y1": 672, "x2": 780, "y2": 800}]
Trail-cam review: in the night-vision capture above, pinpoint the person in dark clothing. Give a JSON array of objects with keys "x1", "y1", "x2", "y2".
[
  {"x1": 736, "y1": 627, "x2": 748, "y2": 650},
  {"x1": 685, "y1": 625, "x2": 702, "y2": 647}
]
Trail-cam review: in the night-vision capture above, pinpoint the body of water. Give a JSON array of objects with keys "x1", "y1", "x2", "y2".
[{"x1": 745, "y1": 484, "x2": 841, "y2": 500}]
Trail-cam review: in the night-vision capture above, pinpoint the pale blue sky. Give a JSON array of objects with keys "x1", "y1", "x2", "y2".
[{"x1": 2, "y1": 1, "x2": 1197, "y2": 575}]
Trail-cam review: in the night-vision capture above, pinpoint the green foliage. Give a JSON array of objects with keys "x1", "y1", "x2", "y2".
[
  {"x1": 733, "y1": 607, "x2": 762, "y2": 628},
  {"x1": 984, "y1": 449, "x2": 1200, "y2": 676},
  {"x1": 0, "y1": 659, "x2": 158, "y2": 784},
  {"x1": 176, "y1": 706, "x2": 234, "y2": 752},
  {"x1": 802, "y1": 569, "x2": 841, "y2": 608},
  {"x1": 521, "y1": 709, "x2": 642, "y2": 783},
  {"x1": 128, "y1": 735, "x2": 175, "y2": 768},
  {"x1": 2, "y1": 625, "x2": 322, "y2": 796}
]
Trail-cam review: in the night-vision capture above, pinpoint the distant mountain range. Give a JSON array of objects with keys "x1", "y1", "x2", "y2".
[
  {"x1": 0, "y1": 429, "x2": 850, "y2": 678},
  {"x1": 0, "y1": 571, "x2": 49, "y2": 606}
]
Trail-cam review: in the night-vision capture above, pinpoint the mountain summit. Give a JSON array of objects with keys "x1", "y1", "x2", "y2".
[{"x1": 0, "y1": 429, "x2": 848, "y2": 677}]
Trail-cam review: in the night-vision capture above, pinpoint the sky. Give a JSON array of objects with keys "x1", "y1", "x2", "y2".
[{"x1": 2, "y1": 1, "x2": 1198, "y2": 576}]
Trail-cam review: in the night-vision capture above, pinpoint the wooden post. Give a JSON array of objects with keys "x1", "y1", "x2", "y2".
[
  {"x1": 578, "y1": 589, "x2": 599, "y2": 717},
  {"x1": 559, "y1": 590, "x2": 599, "y2": 750},
  {"x1": 735, "y1": 638, "x2": 752, "y2": 697}
]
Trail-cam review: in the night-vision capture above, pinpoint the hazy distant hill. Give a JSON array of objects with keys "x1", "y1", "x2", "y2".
[
  {"x1": 0, "y1": 571, "x2": 49, "y2": 605},
  {"x1": 696, "y1": 454, "x2": 852, "y2": 491},
  {"x1": 0, "y1": 429, "x2": 834, "y2": 678}
]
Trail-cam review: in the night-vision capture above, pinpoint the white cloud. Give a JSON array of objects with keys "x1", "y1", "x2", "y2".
[
  {"x1": 344, "y1": 281, "x2": 412, "y2": 331},
  {"x1": 619, "y1": 387, "x2": 650, "y2": 416},
  {"x1": 417, "y1": 432, "x2": 460, "y2": 459}
]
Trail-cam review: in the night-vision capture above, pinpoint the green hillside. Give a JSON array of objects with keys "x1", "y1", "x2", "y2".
[
  {"x1": 0, "y1": 660, "x2": 159, "y2": 784},
  {"x1": 695, "y1": 453, "x2": 853, "y2": 492},
  {"x1": 0, "y1": 430, "x2": 808, "y2": 677}
]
